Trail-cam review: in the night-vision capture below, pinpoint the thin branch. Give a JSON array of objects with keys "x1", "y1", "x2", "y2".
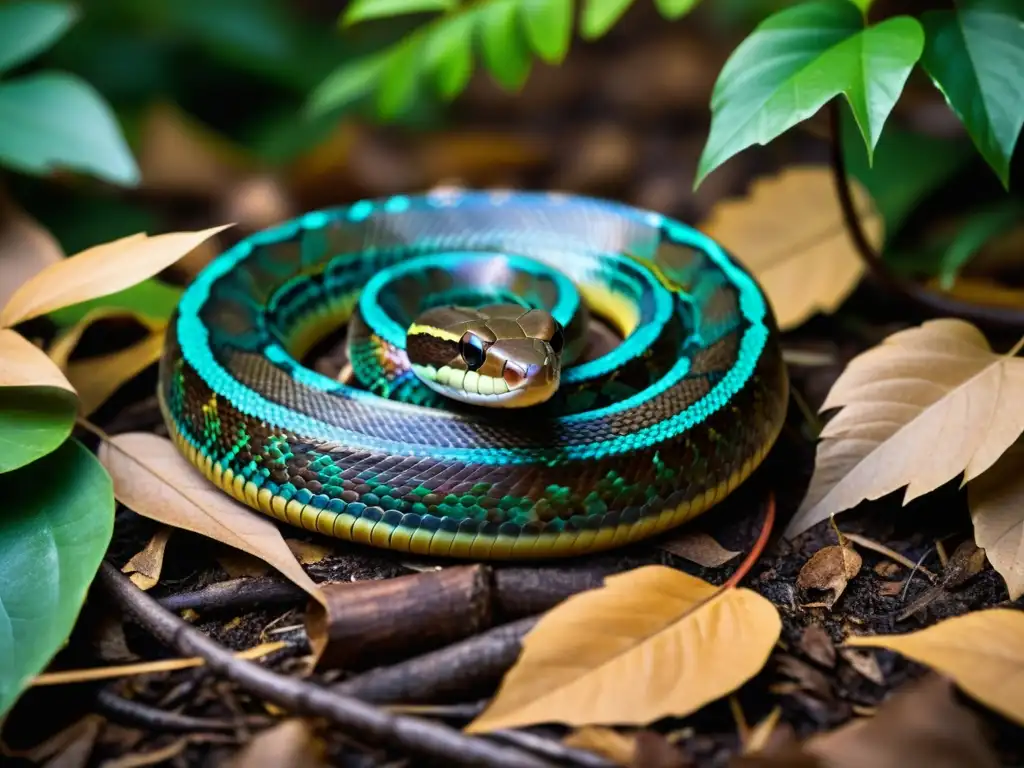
[
  {"x1": 98, "y1": 562, "x2": 557, "y2": 768},
  {"x1": 827, "y1": 101, "x2": 1024, "y2": 331}
]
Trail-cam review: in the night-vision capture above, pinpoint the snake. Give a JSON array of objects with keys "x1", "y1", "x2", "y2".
[{"x1": 158, "y1": 190, "x2": 788, "y2": 560}]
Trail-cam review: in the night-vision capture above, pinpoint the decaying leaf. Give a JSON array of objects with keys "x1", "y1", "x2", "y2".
[
  {"x1": 0, "y1": 328, "x2": 75, "y2": 393},
  {"x1": 838, "y1": 649, "x2": 884, "y2": 686},
  {"x1": 968, "y1": 439, "x2": 1024, "y2": 599},
  {"x1": 122, "y1": 528, "x2": 172, "y2": 591},
  {"x1": 97, "y1": 432, "x2": 325, "y2": 607},
  {"x1": 659, "y1": 531, "x2": 741, "y2": 567},
  {"x1": 0, "y1": 225, "x2": 231, "y2": 327},
  {"x1": 464, "y1": 566, "x2": 781, "y2": 733},
  {"x1": 65, "y1": 330, "x2": 166, "y2": 416},
  {"x1": 845, "y1": 608, "x2": 1024, "y2": 727},
  {"x1": 798, "y1": 625, "x2": 836, "y2": 669},
  {"x1": 226, "y1": 719, "x2": 329, "y2": 768},
  {"x1": 796, "y1": 544, "x2": 862, "y2": 608},
  {"x1": 285, "y1": 539, "x2": 334, "y2": 566},
  {"x1": 700, "y1": 167, "x2": 883, "y2": 331},
  {"x1": 0, "y1": 187, "x2": 64, "y2": 312},
  {"x1": 787, "y1": 320, "x2": 1024, "y2": 537}
]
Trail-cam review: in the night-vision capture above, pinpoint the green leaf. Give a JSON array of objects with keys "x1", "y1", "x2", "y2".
[
  {"x1": 480, "y1": 1, "x2": 533, "y2": 90},
  {"x1": 653, "y1": 0, "x2": 700, "y2": 22},
  {"x1": 47, "y1": 279, "x2": 183, "y2": 327},
  {"x1": 0, "y1": 438, "x2": 114, "y2": 717},
  {"x1": 342, "y1": 0, "x2": 455, "y2": 27},
  {"x1": 0, "y1": 1, "x2": 78, "y2": 74},
  {"x1": 378, "y1": 40, "x2": 422, "y2": 119},
  {"x1": 521, "y1": 0, "x2": 573, "y2": 64},
  {"x1": 846, "y1": 0, "x2": 873, "y2": 13},
  {"x1": 697, "y1": 1, "x2": 924, "y2": 188},
  {"x1": 936, "y1": 198, "x2": 1024, "y2": 289},
  {"x1": 0, "y1": 387, "x2": 77, "y2": 474},
  {"x1": 581, "y1": 0, "x2": 635, "y2": 39},
  {"x1": 426, "y1": 12, "x2": 475, "y2": 99},
  {"x1": 0, "y1": 72, "x2": 140, "y2": 186},
  {"x1": 920, "y1": 0, "x2": 1024, "y2": 189},
  {"x1": 307, "y1": 52, "x2": 389, "y2": 116}
]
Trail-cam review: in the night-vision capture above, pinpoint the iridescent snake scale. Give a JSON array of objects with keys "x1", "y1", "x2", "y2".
[{"x1": 158, "y1": 190, "x2": 788, "y2": 559}]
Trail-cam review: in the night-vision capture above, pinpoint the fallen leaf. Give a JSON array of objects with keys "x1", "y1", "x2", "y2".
[
  {"x1": 97, "y1": 432, "x2": 325, "y2": 607},
  {"x1": 838, "y1": 649, "x2": 884, "y2": 686},
  {"x1": 786, "y1": 319, "x2": 1024, "y2": 537},
  {"x1": 798, "y1": 625, "x2": 836, "y2": 668},
  {"x1": 845, "y1": 608, "x2": 1024, "y2": 727},
  {"x1": 226, "y1": 719, "x2": 328, "y2": 768},
  {"x1": 743, "y1": 706, "x2": 784, "y2": 755},
  {"x1": 464, "y1": 566, "x2": 781, "y2": 733},
  {"x1": 65, "y1": 329, "x2": 166, "y2": 416},
  {"x1": 563, "y1": 727, "x2": 636, "y2": 766},
  {"x1": 11, "y1": 713, "x2": 104, "y2": 767},
  {"x1": 0, "y1": 328, "x2": 75, "y2": 393},
  {"x1": 700, "y1": 167, "x2": 883, "y2": 331},
  {"x1": 284, "y1": 539, "x2": 334, "y2": 565},
  {"x1": 659, "y1": 531, "x2": 741, "y2": 567},
  {"x1": 968, "y1": 439, "x2": 1024, "y2": 599},
  {"x1": 0, "y1": 225, "x2": 231, "y2": 327},
  {"x1": 48, "y1": 307, "x2": 164, "y2": 370},
  {"x1": 806, "y1": 674, "x2": 999, "y2": 768},
  {"x1": 797, "y1": 545, "x2": 862, "y2": 608},
  {"x1": 0, "y1": 187, "x2": 63, "y2": 312},
  {"x1": 217, "y1": 550, "x2": 271, "y2": 579},
  {"x1": 122, "y1": 528, "x2": 172, "y2": 591}
]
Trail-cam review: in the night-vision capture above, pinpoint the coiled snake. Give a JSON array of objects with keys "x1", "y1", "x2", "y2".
[{"x1": 158, "y1": 191, "x2": 787, "y2": 559}]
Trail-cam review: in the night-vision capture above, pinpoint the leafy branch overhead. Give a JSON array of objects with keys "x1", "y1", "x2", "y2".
[
  {"x1": 308, "y1": 0, "x2": 703, "y2": 118},
  {"x1": 697, "y1": 0, "x2": 1024, "y2": 189}
]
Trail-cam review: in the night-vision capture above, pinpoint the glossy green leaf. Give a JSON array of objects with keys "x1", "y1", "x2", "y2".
[
  {"x1": 378, "y1": 40, "x2": 422, "y2": 119},
  {"x1": 521, "y1": 0, "x2": 573, "y2": 64},
  {"x1": 0, "y1": 387, "x2": 77, "y2": 475},
  {"x1": 0, "y1": 439, "x2": 114, "y2": 717},
  {"x1": 937, "y1": 199, "x2": 1024, "y2": 289},
  {"x1": 342, "y1": 0, "x2": 455, "y2": 27},
  {"x1": 0, "y1": 1, "x2": 78, "y2": 74},
  {"x1": 306, "y1": 52, "x2": 388, "y2": 116},
  {"x1": 47, "y1": 279, "x2": 183, "y2": 327},
  {"x1": 581, "y1": 0, "x2": 635, "y2": 39},
  {"x1": 697, "y1": 1, "x2": 924, "y2": 187},
  {"x1": 0, "y1": 73, "x2": 140, "y2": 186},
  {"x1": 846, "y1": 0, "x2": 873, "y2": 13},
  {"x1": 426, "y1": 12, "x2": 475, "y2": 99},
  {"x1": 921, "y1": 0, "x2": 1024, "y2": 189},
  {"x1": 653, "y1": 0, "x2": 700, "y2": 22},
  {"x1": 480, "y1": 1, "x2": 533, "y2": 90}
]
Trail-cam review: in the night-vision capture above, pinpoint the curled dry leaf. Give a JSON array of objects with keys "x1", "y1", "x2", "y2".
[
  {"x1": 659, "y1": 531, "x2": 741, "y2": 567},
  {"x1": 798, "y1": 625, "x2": 836, "y2": 669},
  {"x1": 796, "y1": 544, "x2": 862, "y2": 608},
  {"x1": 0, "y1": 225, "x2": 231, "y2": 328},
  {"x1": 787, "y1": 320, "x2": 1024, "y2": 537},
  {"x1": 122, "y1": 528, "x2": 173, "y2": 591},
  {"x1": 0, "y1": 187, "x2": 63, "y2": 312},
  {"x1": 97, "y1": 432, "x2": 325, "y2": 607},
  {"x1": 700, "y1": 166, "x2": 883, "y2": 331},
  {"x1": 0, "y1": 328, "x2": 75, "y2": 393},
  {"x1": 968, "y1": 439, "x2": 1024, "y2": 599},
  {"x1": 845, "y1": 608, "x2": 1024, "y2": 727},
  {"x1": 464, "y1": 566, "x2": 781, "y2": 733}
]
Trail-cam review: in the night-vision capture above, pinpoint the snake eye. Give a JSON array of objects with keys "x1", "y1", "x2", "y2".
[
  {"x1": 459, "y1": 332, "x2": 487, "y2": 371},
  {"x1": 549, "y1": 324, "x2": 565, "y2": 355}
]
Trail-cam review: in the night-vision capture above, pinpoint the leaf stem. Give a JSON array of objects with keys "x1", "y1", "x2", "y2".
[{"x1": 827, "y1": 101, "x2": 1024, "y2": 331}]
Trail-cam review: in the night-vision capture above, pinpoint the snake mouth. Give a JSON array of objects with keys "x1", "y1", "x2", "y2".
[{"x1": 411, "y1": 363, "x2": 559, "y2": 408}]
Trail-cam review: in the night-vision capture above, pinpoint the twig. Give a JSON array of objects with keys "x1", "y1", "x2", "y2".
[
  {"x1": 489, "y1": 729, "x2": 618, "y2": 768},
  {"x1": 96, "y1": 687, "x2": 269, "y2": 733},
  {"x1": 98, "y1": 562, "x2": 556, "y2": 768},
  {"x1": 841, "y1": 532, "x2": 938, "y2": 582},
  {"x1": 157, "y1": 578, "x2": 307, "y2": 614},
  {"x1": 827, "y1": 101, "x2": 1024, "y2": 331}
]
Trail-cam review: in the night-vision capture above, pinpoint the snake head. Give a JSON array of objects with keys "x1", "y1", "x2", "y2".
[{"x1": 406, "y1": 304, "x2": 564, "y2": 408}]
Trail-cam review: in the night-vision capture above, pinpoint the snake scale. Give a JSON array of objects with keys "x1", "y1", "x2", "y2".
[{"x1": 158, "y1": 190, "x2": 788, "y2": 559}]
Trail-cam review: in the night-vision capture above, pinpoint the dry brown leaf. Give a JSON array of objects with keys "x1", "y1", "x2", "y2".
[
  {"x1": 838, "y1": 649, "x2": 885, "y2": 686},
  {"x1": 968, "y1": 439, "x2": 1024, "y2": 599},
  {"x1": 97, "y1": 432, "x2": 325, "y2": 607},
  {"x1": 122, "y1": 528, "x2": 172, "y2": 591},
  {"x1": 284, "y1": 539, "x2": 334, "y2": 565},
  {"x1": 700, "y1": 167, "x2": 883, "y2": 331},
  {"x1": 464, "y1": 566, "x2": 781, "y2": 733},
  {"x1": 786, "y1": 319, "x2": 1024, "y2": 537},
  {"x1": 796, "y1": 545, "x2": 862, "y2": 608},
  {"x1": 0, "y1": 188, "x2": 64, "y2": 312},
  {"x1": 845, "y1": 608, "x2": 1024, "y2": 727},
  {"x1": 0, "y1": 225, "x2": 231, "y2": 327},
  {"x1": 217, "y1": 550, "x2": 271, "y2": 579},
  {"x1": 66, "y1": 329, "x2": 166, "y2": 416},
  {"x1": 226, "y1": 719, "x2": 328, "y2": 768},
  {"x1": 658, "y1": 531, "x2": 741, "y2": 567},
  {"x1": 0, "y1": 328, "x2": 76, "y2": 393},
  {"x1": 563, "y1": 727, "x2": 637, "y2": 766},
  {"x1": 798, "y1": 625, "x2": 836, "y2": 668},
  {"x1": 743, "y1": 706, "x2": 784, "y2": 754}
]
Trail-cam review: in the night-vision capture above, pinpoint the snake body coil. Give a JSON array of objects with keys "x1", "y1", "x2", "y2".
[{"x1": 158, "y1": 191, "x2": 787, "y2": 559}]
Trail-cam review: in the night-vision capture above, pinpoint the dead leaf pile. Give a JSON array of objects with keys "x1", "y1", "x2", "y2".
[{"x1": 465, "y1": 565, "x2": 781, "y2": 733}]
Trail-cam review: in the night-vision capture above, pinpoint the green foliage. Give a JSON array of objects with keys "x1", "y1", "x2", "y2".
[
  {"x1": 0, "y1": 2, "x2": 139, "y2": 186},
  {"x1": 920, "y1": 0, "x2": 1024, "y2": 189},
  {"x1": 0, "y1": 386, "x2": 77, "y2": 474},
  {"x1": 0, "y1": 438, "x2": 114, "y2": 716},
  {"x1": 47, "y1": 279, "x2": 183, "y2": 327},
  {"x1": 308, "y1": 0, "x2": 704, "y2": 118},
  {"x1": 696, "y1": 0, "x2": 924, "y2": 187},
  {"x1": 934, "y1": 198, "x2": 1024, "y2": 288}
]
